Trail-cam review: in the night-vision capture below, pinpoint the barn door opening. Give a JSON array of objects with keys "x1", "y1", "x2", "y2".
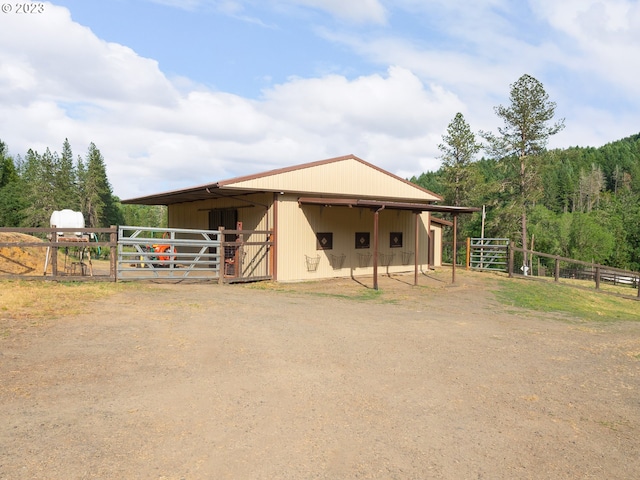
[
  {"x1": 209, "y1": 209, "x2": 238, "y2": 272},
  {"x1": 209, "y1": 209, "x2": 238, "y2": 238}
]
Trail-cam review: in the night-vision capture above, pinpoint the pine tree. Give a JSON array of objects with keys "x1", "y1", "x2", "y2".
[
  {"x1": 54, "y1": 138, "x2": 79, "y2": 211},
  {"x1": 0, "y1": 140, "x2": 18, "y2": 188},
  {"x1": 482, "y1": 74, "x2": 564, "y2": 268},
  {"x1": 80, "y1": 143, "x2": 121, "y2": 227},
  {"x1": 20, "y1": 148, "x2": 58, "y2": 227},
  {"x1": 438, "y1": 113, "x2": 481, "y2": 207},
  {"x1": 0, "y1": 141, "x2": 26, "y2": 226}
]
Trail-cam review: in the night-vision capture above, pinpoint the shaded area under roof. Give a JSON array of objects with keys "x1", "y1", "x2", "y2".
[{"x1": 297, "y1": 197, "x2": 480, "y2": 214}]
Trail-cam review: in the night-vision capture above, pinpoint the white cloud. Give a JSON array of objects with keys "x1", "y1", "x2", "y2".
[
  {"x1": 0, "y1": 5, "x2": 177, "y2": 106},
  {"x1": 289, "y1": 0, "x2": 387, "y2": 24},
  {"x1": 530, "y1": 0, "x2": 640, "y2": 96},
  {"x1": 1, "y1": 0, "x2": 638, "y2": 203},
  {"x1": 0, "y1": 3, "x2": 459, "y2": 199},
  {"x1": 146, "y1": 0, "x2": 387, "y2": 24},
  {"x1": 263, "y1": 66, "x2": 462, "y2": 135},
  {"x1": 317, "y1": 1, "x2": 640, "y2": 149}
]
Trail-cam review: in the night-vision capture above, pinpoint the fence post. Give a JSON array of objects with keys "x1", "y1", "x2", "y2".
[
  {"x1": 51, "y1": 226, "x2": 58, "y2": 277},
  {"x1": 451, "y1": 214, "x2": 458, "y2": 284},
  {"x1": 554, "y1": 258, "x2": 560, "y2": 282},
  {"x1": 595, "y1": 265, "x2": 600, "y2": 290},
  {"x1": 218, "y1": 227, "x2": 225, "y2": 285},
  {"x1": 466, "y1": 237, "x2": 471, "y2": 270},
  {"x1": 110, "y1": 226, "x2": 117, "y2": 281},
  {"x1": 508, "y1": 245, "x2": 513, "y2": 278}
]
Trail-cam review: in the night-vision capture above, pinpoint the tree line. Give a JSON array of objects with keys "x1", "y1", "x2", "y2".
[
  {"x1": 412, "y1": 74, "x2": 640, "y2": 271},
  {"x1": 0, "y1": 139, "x2": 166, "y2": 230}
]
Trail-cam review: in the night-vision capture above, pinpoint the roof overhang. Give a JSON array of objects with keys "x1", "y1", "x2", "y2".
[
  {"x1": 430, "y1": 217, "x2": 454, "y2": 227},
  {"x1": 297, "y1": 197, "x2": 480, "y2": 214},
  {"x1": 121, "y1": 183, "x2": 264, "y2": 206}
]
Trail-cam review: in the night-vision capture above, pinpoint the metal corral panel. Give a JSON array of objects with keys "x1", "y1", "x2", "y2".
[
  {"x1": 222, "y1": 156, "x2": 440, "y2": 201},
  {"x1": 167, "y1": 193, "x2": 274, "y2": 280},
  {"x1": 276, "y1": 195, "x2": 432, "y2": 282}
]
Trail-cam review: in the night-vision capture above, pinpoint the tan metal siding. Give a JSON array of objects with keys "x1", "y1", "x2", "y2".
[
  {"x1": 165, "y1": 191, "x2": 442, "y2": 282},
  {"x1": 224, "y1": 158, "x2": 439, "y2": 201},
  {"x1": 431, "y1": 224, "x2": 443, "y2": 267},
  {"x1": 276, "y1": 195, "x2": 431, "y2": 282}
]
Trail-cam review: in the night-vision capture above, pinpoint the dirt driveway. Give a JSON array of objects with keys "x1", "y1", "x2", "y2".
[{"x1": 1, "y1": 270, "x2": 639, "y2": 479}]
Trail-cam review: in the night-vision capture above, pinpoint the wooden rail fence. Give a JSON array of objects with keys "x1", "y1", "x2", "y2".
[
  {"x1": 0, "y1": 226, "x2": 118, "y2": 281},
  {"x1": 508, "y1": 246, "x2": 640, "y2": 299},
  {"x1": 0, "y1": 226, "x2": 273, "y2": 283}
]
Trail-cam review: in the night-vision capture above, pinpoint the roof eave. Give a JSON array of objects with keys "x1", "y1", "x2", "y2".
[{"x1": 297, "y1": 196, "x2": 480, "y2": 214}]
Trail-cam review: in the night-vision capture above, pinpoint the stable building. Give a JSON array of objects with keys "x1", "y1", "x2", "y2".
[{"x1": 122, "y1": 155, "x2": 477, "y2": 285}]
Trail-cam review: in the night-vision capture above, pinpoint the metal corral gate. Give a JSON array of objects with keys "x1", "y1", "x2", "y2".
[
  {"x1": 118, "y1": 226, "x2": 222, "y2": 281},
  {"x1": 117, "y1": 226, "x2": 274, "y2": 282},
  {"x1": 467, "y1": 238, "x2": 510, "y2": 272}
]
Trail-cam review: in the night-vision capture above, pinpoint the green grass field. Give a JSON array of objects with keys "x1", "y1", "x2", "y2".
[{"x1": 495, "y1": 277, "x2": 640, "y2": 322}]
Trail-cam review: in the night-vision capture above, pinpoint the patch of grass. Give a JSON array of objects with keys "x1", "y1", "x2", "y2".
[
  {"x1": 495, "y1": 278, "x2": 640, "y2": 322},
  {"x1": 0, "y1": 280, "x2": 143, "y2": 322}
]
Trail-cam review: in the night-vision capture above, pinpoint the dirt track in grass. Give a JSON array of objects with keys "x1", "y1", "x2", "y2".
[{"x1": 1, "y1": 269, "x2": 639, "y2": 479}]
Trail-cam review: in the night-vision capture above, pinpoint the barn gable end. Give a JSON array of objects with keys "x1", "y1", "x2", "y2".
[{"x1": 218, "y1": 155, "x2": 441, "y2": 202}]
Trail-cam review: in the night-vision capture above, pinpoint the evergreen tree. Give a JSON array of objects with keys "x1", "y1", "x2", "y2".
[
  {"x1": 410, "y1": 171, "x2": 444, "y2": 197},
  {"x1": 0, "y1": 140, "x2": 19, "y2": 188},
  {"x1": 0, "y1": 141, "x2": 26, "y2": 226},
  {"x1": 54, "y1": 138, "x2": 79, "y2": 211},
  {"x1": 20, "y1": 148, "x2": 57, "y2": 227},
  {"x1": 438, "y1": 113, "x2": 482, "y2": 207},
  {"x1": 80, "y1": 143, "x2": 122, "y2": 227},
  {"x1": 482, "y1": 74, "x2": 564, "y2": 268},
  {"x1": 540, "y1": 150, "x2": 576, "y2": 213},
  {"x1": 410, "y1": 129, "x2": 640, "y2": 270}
]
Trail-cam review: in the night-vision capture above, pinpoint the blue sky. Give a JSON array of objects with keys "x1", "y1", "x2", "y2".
[{"x1": 1, "y1": 1, "x2": 638, "y2": 199}]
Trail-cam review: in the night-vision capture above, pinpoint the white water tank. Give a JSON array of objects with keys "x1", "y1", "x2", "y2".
[{"x1": 50, "y1": 210, "x2": 85, "y2": 236}]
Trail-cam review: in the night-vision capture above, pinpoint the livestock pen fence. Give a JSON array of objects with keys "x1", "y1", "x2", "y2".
[
  {"x1": 117, "y1": 226, "x2": 273, "y2": 283},
  {"x1": 0, "y1": 226, "x2": 273, "y2": 283},
  {"x1": 443, "y1": 238, "x2": 510, "y2": 271},
  {"x1": 508, "y1": 246, "x2": 640, "y2": 299},
  {"x1": 0, "y1": 226, "x2": 117, "y2": 280},
  {"x1": 466, "y1": 238, "x2": 509, "y2": 271},
  {"x1": 442, "y1": 236, "x2": 639, "y2": 299}
]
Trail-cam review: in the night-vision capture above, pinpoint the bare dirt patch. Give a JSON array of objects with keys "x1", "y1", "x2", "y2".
[{"x1": 1, "y1": 270, "x2": 639, "y2": 479}]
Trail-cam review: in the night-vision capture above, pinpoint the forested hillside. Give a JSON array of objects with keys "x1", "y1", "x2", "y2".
[
  {"x1": 0, "y1": 139, "x2": 166, "y2": 230},
  {"x1": 412, "y1": 133, "x2": 640, "y2": 271}
]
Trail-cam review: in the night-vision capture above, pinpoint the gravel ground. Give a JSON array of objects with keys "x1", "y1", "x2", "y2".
[{"x1": 1, "y1": 270, "x2": 639, "y2": 479}]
